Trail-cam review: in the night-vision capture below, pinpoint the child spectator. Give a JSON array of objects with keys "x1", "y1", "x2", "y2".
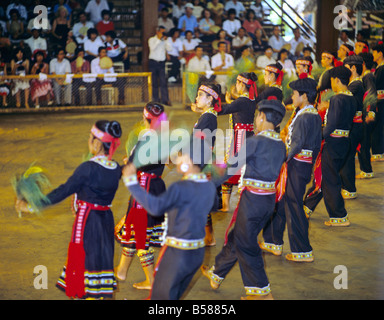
[
  {"x1": 30, "y1": 50, "x2": 53, "y2": 108},
  {"x1": 96, "y1": 10, "x2": 115, "y2": 41},
  {"x1": 11, "y1": 47, "x2": 30, "y2": 108}
]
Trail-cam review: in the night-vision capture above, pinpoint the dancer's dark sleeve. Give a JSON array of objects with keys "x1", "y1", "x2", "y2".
[
  {"x1": 127, "y1": 182, "x2": 180, "y2": 217},
  {"x1": 218, "y1": 97, "x2": 245, "y2": 115},
  {"x1": 43, "y1": 162, "x2": 91, "y2": 206}
]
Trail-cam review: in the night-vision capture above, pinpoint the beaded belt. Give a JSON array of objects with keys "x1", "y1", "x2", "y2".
[
  {"x1": 235, "y1": 123, "x2": 254, "y2": 132},
  {"x1": 165, "y1": 237, "x2": 205, "y2": 250},
  {"x1": 242, "y1": 179, "x2": 276, "y2": 195},
  {"x1": 353, "y1": 111, "x2": 363, "y2": 123},
  {"x1": 330, "y1": 129, "x2": 349, "y2": 138},
  {"x1": 377, "y1": 90, "x2": 384, "y2": 100},
  {"x1": 76, "y1": 200, "x2": 111, "y2": 211},
  {"x1": 294, "y1": 149, "x2": 313, "y2": 164}
]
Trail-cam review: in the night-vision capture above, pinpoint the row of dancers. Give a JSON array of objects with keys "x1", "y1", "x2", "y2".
[{"x1": 15, "y1": 40, "x2": 384, "y2": 300}]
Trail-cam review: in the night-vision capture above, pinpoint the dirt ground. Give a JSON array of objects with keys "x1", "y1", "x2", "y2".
[{"x1": 1, "y1": 107, "x2": 384, "y2": 301}]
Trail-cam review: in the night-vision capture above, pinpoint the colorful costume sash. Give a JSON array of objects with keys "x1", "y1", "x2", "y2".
[{"x1": 65, "y1": 200, "x2": 111, "y2": 298}]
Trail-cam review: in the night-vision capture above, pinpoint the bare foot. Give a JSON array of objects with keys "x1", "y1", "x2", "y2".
[{"x1": 133, "y1": 280, "x2": 152, "y2": 290}]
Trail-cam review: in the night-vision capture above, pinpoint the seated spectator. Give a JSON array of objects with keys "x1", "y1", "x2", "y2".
[
  {"x1": 96, "y1": 10, "x2": 115, "y2": 41},
  {"x1": 158, "y1": 7, "x2": 174, "y2": 34},
  {"x1": 84, "y1": 28, "x2": 104, "y2": 62},
  {"x1": 7, "y1": 9, "x2": 25, "y2": 44},
  {"x1": 232, "y1": 27, "x2": 252, "y2": 53},
  {"x1": 198, "y1": 8, "x2": 216, "y2": 42},
  {"x1": 26, "y1": 10, "x2": 52, "y2": 37},
  {"x1": 30, "y1": 50, "x2": 53, "y2": 108},
  {"x1": 11, "y1": 47, "x2": 30, "y2": 108},
  {"x1": 49, "y1": 48, "x2": 72, "y2": 106},
  {"x1": 277, "y1": 48, "x2": 295, "y2": 77},
  {"x1": 289, "y1": 27, "x2": 309, "y2": 58},
  {"x1": 91, "y1": 46, "x2": 125, "y2": 105},
  {"x1": 177, "y1": 3, "x2": 199, "y2": 37},
  {"x1": 65, "y1": 30, "x2": 78, "y2": 61},
  {"x1": 256, "y1": 45, "x2": 276, "y2": 69},
  {"x1": 6, "y1": 1, "x2": 27, "y2": 21},
  {"x1": 250, "y1": 0, "x2": 265, "y2": 23},
  {"x1": 235, "y1": 45, "x2": 255, "y2": 72},
  {"x1": 243, "y1": 9, "x2": 267, "y2": 41},
  {"x1": 24, "y1": 28, "x2": 47, "y2": 58},
  {"x1": 85, "y1": 0, "x2": 110, "y2": 25},
  {"x1": 222, "y1": 9, "x2": 241, "y2": 40},
  {"x1": 0, "y1": 51, "x2": 10, "y2": 107},
  {"x1": 187, "y1": 45, "x2": 211, "y2": 73},
  {"x1": 207, "y1": 0, "x2": 224, "y2": 26},
  {"x1": 73, "y1": 11, "x2": 94, "y2": 44},
  {"x1": 225, "y1": 0, "x2": 245, "y2": 19},
  {"x1": 104, "y1": 30, "x2": 129, "y2": 71},
  {"x1": 212, "y1": 29, "x2": 231, "y2": 54},
  {"x1": 192, "y1": 0, "x2": 204, "y2": 19},
  {"x1": 51, "y1": 6, "x2": 71, "y2": 48},
  {"x1": 182, "y1": 30, "x2": 201, "y2": 63},
  {"x1": 172, "y1": 0, "x2": 187, "y2": 23},
  {"x1": 211, "y1": 41, "x2": 235, "y2": 93},
  {"x1": 338, "y1": 29, "x2": 355, "y2": 49},
  {"x1": 53, "y1": 0, "x2": 72, "y2": 22},
  {"x1": 166, "y1": 28, "x2": 183, "y2": 83},
  {"x1": 268, "y1": 25, "x2": 286, "y2": 59},
  {"x1": 253, "y1": 28, "x2": 268, "y2": 56},
  {"x1": 71, "y1": 47, "x2": 93, "y2": 106}
]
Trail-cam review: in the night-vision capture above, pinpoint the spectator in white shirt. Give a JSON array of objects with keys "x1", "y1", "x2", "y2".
[
  {"x1": 167, "y1": 28, "x2": 183, "y2": 83},
  {"x1": 225, "y1": 0, "x2": 245, "y2": 19},
  {"x1": 84, "y1": 28, "x2": 105, "y2": 61},
  {"x1": 211, "y1": 41, "x2": 235, "y2": 93},
  {"x1": 148, "y1": 26, "x2": 172, "y2": 105},
  {"x1": 91, "y1": 46, "x2": 125, "y2": 105},
  {"x1": 338, "y1": 29, "x2": 355, "y2": 49},
  {"x1": 6, "y1": 1, "x2": 27, "y2": 21},
  {"x1": 268, "y1": 25, "x2": 286, "y2": 59},
  {"x1": 222, "y1": 9, "x2": 242, "y2": 40},
  {"x1": 182, "y1": 30, "x2": 201, "y2": 61},
  {"x1": 277, "y1": 48, "x2": 295, "y2": 77},
  {"x1": 289, "y1": 27, "x2": 309, "y2": 57},
  {"x1": 172, "y1": 0, "x2": 186, "y2": 21},
  {"x1": 24, "y1": 28, "x2": 47, "y2": 57},
  {"x1": 26, "y1": 11, "x2": 52, "y2": 36},
  {"x1": 256, "y1": 45, "x2": 276, "y2": 69},
  {"x1": 85, "y1": 0, "x2": 110, "y2": 25},
  {"x1": 232, "y1": 27, "x2": 252, "y2": 52},
  {"x1": 73, "y1": 11, "x2": 94, "y2": 44},
  {"x1": 187, "y1": 46, "x2": 211, "y2": 73},
  {"x1": 158, "y1": 7, "x2": 175, "y2": 34},
  {"x1": 104, "y1": 30, "x2": 130, "y2": 71},
  {"x1": 49, "y1": 48, "x2": 72, "y2": 106}
]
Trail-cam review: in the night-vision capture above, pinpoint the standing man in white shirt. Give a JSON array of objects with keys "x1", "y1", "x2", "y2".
[
  {"x1": 211, "y1": 41, "x2": 234, "y2": 93},
  {"x1": 85, "y1": 0, "x2": 110, "y2": 25},
  {"x1": 268, "y1": 25, "x2": 286, "y2": 59},
  {"x1": 148, "y1": 26, "x2": 172, "y2": 106},
  {"x1": 49, "y1": 49, "x2": 72, "y2": 106}
]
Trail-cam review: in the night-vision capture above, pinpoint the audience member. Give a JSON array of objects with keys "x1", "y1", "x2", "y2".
[
  {"x1": 178, "y1": 3, "x2": 199, "y2": 37},
  {"x1": 53, "y1": 0, "x2": 73, "y2": 22},
  {"x1": 73, "y1": 11, "x2": 94, "y2": 44},
  {"x1": 26, "y1": 10, "x2": 52, "y2": 37},
  {"x1": 182, "y1": 30, "x2": 201, "y2": 62},
  {"x1": 104, "y1": 30, "x2": 130, "y2": 71},
  {"x1": 7, "y1": 9, "x2": 25, "y2": 43},
  {"x1": 277, "y1": 48, "x2": 295, "y2": 77},
  {"x1": 187, "y1": 45, "x2": 211, "y2": 73},
  {"x1": 268, "y1": 25, "x2": 286, "y2": 59},
  {"x1": 50, "y1": 48, "x2": 72, "y2": 106},
  {"x1": 24, "y1": 28, "x2": 47, "y2": 57},
  {"x1": 222, "y1": 9, "x2": 241, "y2": 40},
  {"x1": 6, "y1": 1, "x2": 28, "y2": 21},
  {"x1": 243, "y1": 9, "x2": 266, "y2": 40},
  {"x1": 253, "y1": 28, "x2": 268, "y2": 56},
  {"x1": 30, "y1": 50, "x2": 53, "y2": 108},
  {"x1": 235, "y1": 45, "x2": 255, "y2": 71},
  {"x1": 85, "y1": 0, "x2": 110, "y2": 25},
  {"x1": 338, "y1": 29, "x2": 355, "y2": 49},
  {"x1": 158, "y1": 7, "x2": 175, "y2": 34},
  {"x1": 232, "y1": 27, "x2": 252, "y2": 53},
  {"x1": 289, "y1": 27, "x2": 309, "y2": 58},
  {"x1": 250, "y1": 0, "x2": 265, "y2": 23},
  {"x1": 198, "y1": 8, "x2": 216, "y2": 42},
  {"x1": 11, "y1": 47, "x2": 30, "y2": 108},
  {"x1": 166, "y1": 28, "x2": 183, "y2": 83},
  {"x1": 225, "y1": 0, "x2": 245, "y2": 19},
  {"x1": 51, "y1": 6, "x2": 71, "y2": 48},
  {"x1": 212, "y1": 29, "x2": 231, "y2": 54},
  {"x1": 71, "y1": 47, "x2": 93, "y2": 105},
  {"x1": 211, "y1": 41, "x2": 234, "y2": 93},
  {"x1": 192, "y1": 0, "x2": 204, "y2": 19},
  {"x1": 0, "y1": 51, "x2": 9, "y2": 107},
  {"x1": 207, "y1": 0, "x2": 224, "y2": 25},
  {"x1": 84, "y1": 28, "x2": 104, "y2": 61},
  {"x1": 172, "y1": 0, "x2": 187, "y2": 22},
  {"x1": 256, "y1": 45, "x2": 276, "y2": 69},
  {"x1": 96, "y1": 10, "x2": 115, "y2": 41}
]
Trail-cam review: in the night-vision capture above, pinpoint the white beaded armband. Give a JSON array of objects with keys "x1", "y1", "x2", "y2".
[{"x1": 123, "y1": 175, "x2": 138, "y2": 187}]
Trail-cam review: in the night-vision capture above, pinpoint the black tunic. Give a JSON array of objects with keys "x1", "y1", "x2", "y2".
[{"x1": 193, "y1": 108, "x2": 218, "y2": 148}]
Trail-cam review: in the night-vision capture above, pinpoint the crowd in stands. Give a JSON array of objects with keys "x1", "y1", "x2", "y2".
[
  {"x1": 0, "y1": 0, "x2": 129, "y2": 108},
  {"x1": 156, "y1": 0, "x2": 319, "y2": 88}
]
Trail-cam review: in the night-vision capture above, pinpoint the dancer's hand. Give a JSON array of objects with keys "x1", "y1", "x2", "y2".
[
  {"x1": 122, "y1": 162, "x2": 137, "y2": 177},
  {"x1": 15, "y1": 199, "x2": 30, "y2": 214}
]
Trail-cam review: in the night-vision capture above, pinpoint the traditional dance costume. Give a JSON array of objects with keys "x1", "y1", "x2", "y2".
[
  {"x1": 304, "y1": 67, "x2": 357, "y2": 225},
  {"x1": 340, "y1": 63, "x2": 365, "y2": 198},
  {"x1": 204, "y1": 99, "x2": 286, "y2": 298},
  {"x1": 50, "y1": 154, "x2": 121, "y2": 299},
  {"x1": 371, "y1": 60, "x2": 384, "y2": 160},
  {"x1": 262, "y1": 78, "x2": 322, "y2": 260},
  {"x1": 357, "y1": 69, "x2": 377, "y2": 175}
]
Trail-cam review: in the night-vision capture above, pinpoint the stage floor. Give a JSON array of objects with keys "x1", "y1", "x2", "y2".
[{"x1": 0, "y1": 106, "x2": 383, "y2": 300}]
